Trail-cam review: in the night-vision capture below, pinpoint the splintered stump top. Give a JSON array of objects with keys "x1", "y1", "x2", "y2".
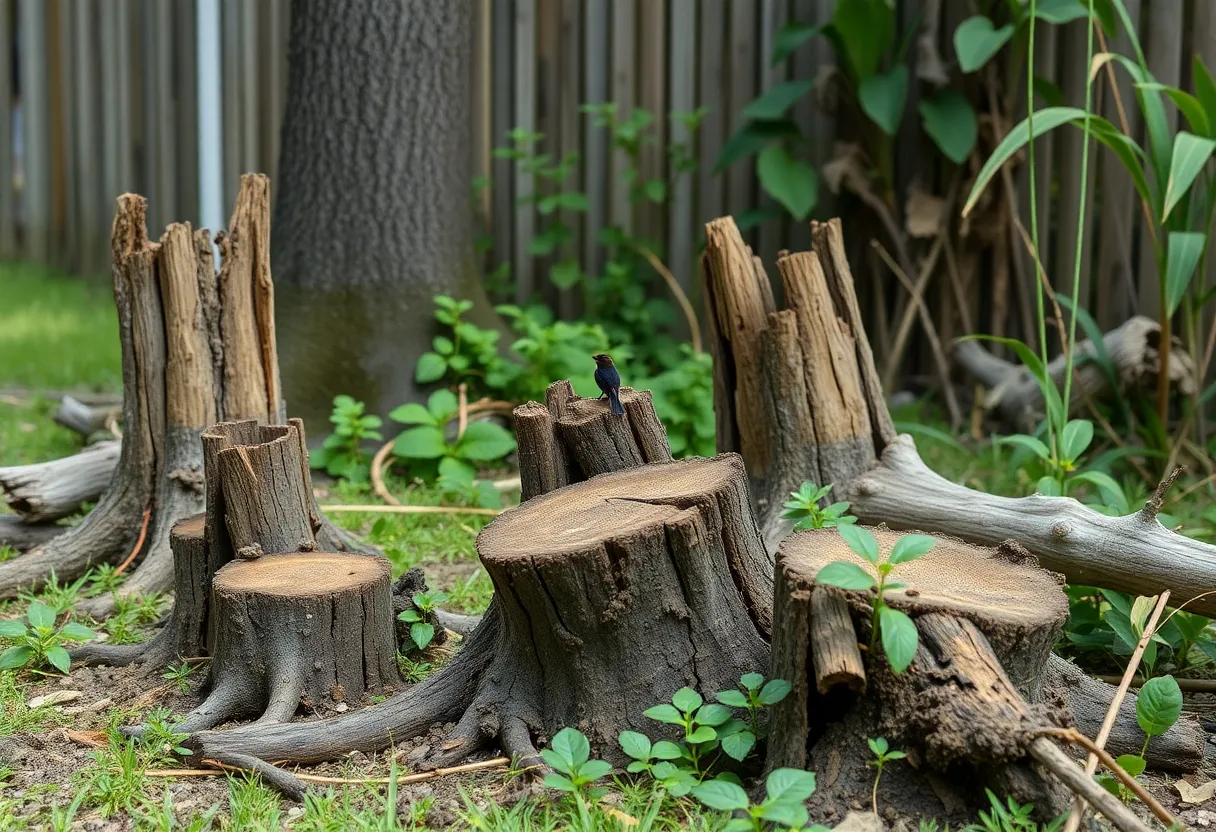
[
  {"x1": 778, "y1": 527, "x2": 1068, "y2": 638},
  {"x1": 214, "y1": 551, "x2": 388, "y2": 596}
]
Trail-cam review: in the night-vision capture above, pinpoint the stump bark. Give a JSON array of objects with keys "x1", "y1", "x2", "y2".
[
  {"x1": 0, "y1": 440, "x2": 120, "y2": 522},
  {"x1": 702, "y1": 215, "x2": 1211, "y2": 774},
  {"x1": 189, "y1": 455, "x2": 776, "y2": 794}
]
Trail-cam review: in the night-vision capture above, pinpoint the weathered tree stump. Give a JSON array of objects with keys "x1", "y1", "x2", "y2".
[
  {"x1": 174, "y1": 551, "x2": 396, "y2": 732},
  {"x1": 189, "y1": 455, "x2": 776, "y2": 795},
  {"x1": 514, "y1": 379, "x2": 672, "y2": 500},
  {"x1": 0, "y1": 440, "x2": 120, "y2": 522}
]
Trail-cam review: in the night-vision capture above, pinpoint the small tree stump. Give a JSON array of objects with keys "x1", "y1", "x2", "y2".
[{"x1": 176, "y1": 552, "x2": 396, "y2": 731}]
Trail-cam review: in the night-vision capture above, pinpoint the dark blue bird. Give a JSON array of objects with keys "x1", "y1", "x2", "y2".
[{"x1": 593, "y1": 354, "x2": 625, "y2": 416}]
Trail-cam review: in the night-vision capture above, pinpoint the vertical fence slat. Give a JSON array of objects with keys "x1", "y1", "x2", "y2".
[
  {"x1": 239, "y1": 0, "x2": 257, "y2": 177},
  {"x1": 472, "y1": 0, "x2": 492, "y2": 223},
  {"x1": 558, "y1": 0, "x2": 582, "y2": 317},
  {"x1": 727, "y1": 0, "x2": 757, "y2": 238},
  {"x1": 786, "y1": 0, "x2": 817, "y2": 253},
  {"x1": 609, "y1": 0, "x2": 635, "y2": 233},
  {"x1": 1194, "y1": 0, "x2": 1216, "y2": 386},
  {"x1": 71, "y1": 0, "x2": 102, "y2": 273},
  {"x1": 697, "y1": 0, "x2": 727, "y2": 233},
  {"x1": 1031, "y1": 24, "x2": 1057, "y2": 323},
  {"x1": 668, "y1": 0, "x2": 696, "y2": 307},
  {"x1": 513, "y1": 0, "x2": 536, "y2": 304},
  {"x1": 1137, "y1": 0, "x2": 1183, "y2": 321},
  {"x1": 583, "y1": 0, "x2": 609, "y2": 282},
  {"x1": 535, "y1": 0, "x2": 558, "y2": 309},
  {"x1": 0, "y1": 0, "x2": 13, "y2": 256},
  {"x1": 18, "y1": 0, "x2": 50, "y2": 262},
  {"x1": 140, "y1": 0, "x2": 174, "y2": 232},
  {"x1": 1052, "y1": 21, "x2": 1097, "y2": 318},
  {"x1": 1094, "y1": 0, "x2": 1141, "y2": 330},
  {"x1": 258, "y1": 0, "x2": 288, "y2": 186},
  {"x1": 756, "y1": 0, "x2": 786, "y2": 265},
  {"x1": 220, "y1": 0, "x2": 239, "y2": 211},
  {"x1": 174, "y1": 0, "x2": 199, "y2": 225},
  {"x1": 491, "y1": 0, "x2": 514, "y2": 299}
]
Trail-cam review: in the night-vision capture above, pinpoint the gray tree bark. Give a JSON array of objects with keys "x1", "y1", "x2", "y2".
[{"x1": 273, "y1": 0, "x2": 502, "y2": 433}]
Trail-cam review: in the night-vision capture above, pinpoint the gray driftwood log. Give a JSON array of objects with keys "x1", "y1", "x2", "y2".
[
  {"x1": 0, "y1": 440, "x2": 120, "y2": 522},
  {"x1": 53, "y1": 395, "x2": 121, "y2": 439},
  {"x1": 0, "y1": 515, "x2": 65, "y2": 551}
]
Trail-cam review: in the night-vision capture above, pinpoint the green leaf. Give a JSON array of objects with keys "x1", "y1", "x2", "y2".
[
  {"x1": 691, "y1": 779, "x2": 750, "y2": 812},
  {"x1": 1061, "y1": 419, "x2": 1095, "y2": 462},
  {"x1": 1129, "y1": 595, "x2": 1156, "y2": 634},
  {"x1": 758, "y1": 679, "x2": 792, "y2": 705},
  {"x1": 438, "y1": 455, "x2": 476, "y2": 486},
  {"x1": 46, "y1": 645, "x2": 71, "y2": 674},
  {"x1": 618, "y1": 731, "x2": 652, "y2": 761},
  {"x1": 1032, "y1": 0, "x2": 1091, "y2": 23},
  {"x1": 1163, "y1": 132, "x2": 1216, "y2": 221},
  {"x1": 427, "y1": 389, "x2": 458, "y2": 422},
  {"x1": 838, "y1": 524, "x2": 880, "y2": 565},
  {"x1": 1136, "y1": 675, "x2": 1182, "y2": 737},
  {"x1": 868, "y1": 736, "x2": 889, "y2": 756},
  {"x1": 432, "y1": 335, "x2": 454, "y2": 355},
  {"x1": 579, "y1": 760, "x2": 613, "y2": 782},
  {"x1": 758, "y1": 802, "x2": 810, "y2": 830},
  {"x1": 1037, "y1": 476, "x2": 1062, "y2": 497},
  {"x1": 1138, "y1": 83, "x2": 1211, "y2": 138},
  {"x1": 772, "y1": 22, "x2": 822, "y2": 65},
  {"x1": 1069, "y1": 470, "x2": 1125, "y2": 508},
  {"x1": 0, "y1": 645, "x2": 32, "y2": 669},
  {"x1": 59, "y1": 622, "x2": 96, "y2": 642},
  {"x1": 757, "y1": 145, "x2": 818, "y2": 220},
  {"x1": 765, "y1": 768, "x2": 818, "y2": 803},
  {"x1": 1194, "y1": 56, "x2": 1216, "y2": 136},
  {"x1": 880, "y1": 607, "x2": 918, "y2": 673},
  {"x1": 398, "y1": 609, "x2": 421, "y2": 622},
  {"x1": 393, "y1": 426, "x2": 446, "y2": 460},
  {"x1": 1165, "y1": 232, "x2": 1207, "y2": 316},
  {"x1": 696, "y1": 703, "x2": 734, "y2": 726},
  {"x1": 550, "y1": 260, "x2": 582, "y2": 290},
  {"x1": 651, "y1": 741, "x2": 684, "y2": 760},
  {"x1": 543, "y1": 772, "x2": 577, "y2": 792},
  {"x1": 27, "y1": 601, "x2": 55, "y2": 629},
  {"x1": 410, "y1": 622, "x2": 435, "y2": 651},
  {"x1": 415, "y1": 352, "x2": 447, "y2": 384},
  {"x1": 815, "y1": 560, "x2": 876, "y2": 591},
  {"x1": 716, "y1": 689, "x2": 749, "y2": 708},
  {"x1": 919, "y1": 90, "x2": 977, "y2": 164},
  {"x1": 550, "y1": 727, "x2": 591, "y2": 767},
  {"x1": 0, "y1": 620, "x2": 27, "y2": 638},
  {"x1": 457, "y1": 421, "x2": 517, "y2": 461},
  {"x1": 643, "y1": 703, "x2": 685, "y2": 726},
  {"x1": 743, "y1": 80, "x2": 815, "y2": 120},
  {"x1": 388, "y1": 403, "x2": 436, "y2": 426},
  {"x1": 888, "y1": 534, "x2": 936, "y2": 565},
  {"x1": 672, "y1": 687, "x2": 703, "y2": 713},
  {"x1": 740, "y1": 672, "x2": 765, "y2": 691},
  {"x1": 833, "y1": 0, "x2": 894, "y2": 80},
  {"x1": 721, "y1": 730, "x2": 756, "y2": 761},
  {"x1": 953, "y1": 16, "x2": 1014, "y2": 73},
  {"x1": 715, "y1": 119, "x2": 801, "y2": 172},
  {"x1": 996, "y1": 434, "x2": 1051, "y2": 461},
  {"x1": 1104, "y1": 609, "x2": 1139, "y2": 651},
  {"x1": 686, "y1": 726, "x2": 717, "y2": 744},
  {"x1": 859, "y1": 66, "x2": 908, "y2": 136},
  {"x1": 1114, "y1": 753, "x2": 1146, "y2": 777}
]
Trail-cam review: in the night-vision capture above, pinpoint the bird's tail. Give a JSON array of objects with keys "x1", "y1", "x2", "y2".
[{"x1": 608, "y1": 388, "x2": 625, "y2": 416}]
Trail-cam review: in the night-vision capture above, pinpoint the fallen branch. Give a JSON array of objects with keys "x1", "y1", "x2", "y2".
[
  {"x1": 1094, "y1": 675, "x2": 1216, "y2": 692},
  {"x1": 146, "y1": 756, "x2": 510, "y2": 785},
  {"x1": 54, "y1": 395, "x2": 122, "y2": 438},
  {"x1": 320, "y1": 504, "x2": 502, "y2": 517},
  {"x1": 0, "y1": 441, "x2": 120, "y2": 522},
  {"x1": 1026, "y1": 738, "x2": 1153, "y2": 832}
]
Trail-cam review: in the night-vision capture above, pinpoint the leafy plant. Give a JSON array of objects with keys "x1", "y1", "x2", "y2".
[
  {"x1": 397, "y1": 589, "x2": 449, "y2": 652},
  {"x1": 642, "y1": 686, "x2": 736, "y2": 775},
  {"x1": 541, "y1": 727, "x2": 613, "y2": 799},
  {"x1": 867, "y1": 736, "x2": 906, "y2": 813},
  {"x1": 714, "y1": 672, "x2": 792, "y2": 759},
  {"x1": 962, "y1": 789, "x2": 1065, "y2": 832},
  {"x1": 637, "y1": 347, "x2": 715, "y2": 458},
  {"x1": 1098, "y1": 673, "x2": 1183, "y2": 802},
  {"x1": 691, "y1": 767, "x2": 823, "y2": 832},
  {"x1": 617, "y1": 730, "x2": 697, "y2": 796},
  {"x1": 162, "y1": 661, "x2": 201, "y2": 694},
  {"x1": 414, "y1": 295, "x2": 504, "y2": 390},
  {"x1": 814, "y1": 525, "x2": 936, "y2": 673},
  {"x1": 140, "y1": 707, "x2": 193, "y2": 766},
  {"x1": 311, "y1": 394, "x2": 384, "y2": 483},
  {"x1": 0, "y1": 600, "x2": 96, "y2": 673},
  {"x1": 86, "y1": 563, "x2": 125, "y2": 597},
  {"x1": 780, "y1": 481, "x2": 857, "y2": 531},
  {"x1": 390, "y1": 389, "x2": 516, "y2": 483}
]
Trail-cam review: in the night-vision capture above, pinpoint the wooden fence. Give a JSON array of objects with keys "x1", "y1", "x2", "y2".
[{"x1": 7, "y1": 0, "x2": 1216, "y2": 372}]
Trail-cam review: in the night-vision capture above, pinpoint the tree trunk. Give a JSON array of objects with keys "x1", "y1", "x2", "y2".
[
  {"x1": 0, "y1": 440, "x2": 120, "y2": 522},
  {"x1": 701, "y1": 215, "x2": 1210, "y2": 775},
  {"x1": 272, "y1": 0, "x2": 502, "y2": 434}
]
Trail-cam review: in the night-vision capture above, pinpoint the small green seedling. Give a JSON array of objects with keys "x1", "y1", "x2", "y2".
[
  {"x1": 618, "y1": 730, "x2": 697, "y2": 796},
  {"x1": 397, "y1": 589, "x2": 449, "y2": 652},
  {"x1": 311, "y1": 394, "x2": 384, "y2": 483},
  {"x1": 715, "y1": 672, "x2": 792, "y2": 760},
  {"x1": 781, "y1": 482, "x2": 856, "y2": 531},
  {"x1": 0, "y1": 600, "x2": 96, "y2": 674},
  {"x1": 867, "y1": 736, "x2": 906, "y2": 813},
  {"x1": 643, "y1": 687, "x2": 735, "y2": 774},
  {"x1": 86, "y1": 563, "x2": 125, "y2": 596},
  {"x1": 691, "y1": 767, "x2": 824, "y2": 832},
  {"x1": 1098, "y1": 674, "x2": 1182, "y2": 802},
  {"x1": 140, "y1": 708, "x2": 193, "y2": 765},
  {"x1": 962, "y1": 788, "x2": 1064, "y2": 832},
  {"x1": 162, "y1": 662, "x2": 200, "y2": 693},
  {"x1": 815, "y1": 525, "x2": 936, "y2": 673},
  {"x1": 541, "y1": 727, "x2": 612, "y2": 799}
]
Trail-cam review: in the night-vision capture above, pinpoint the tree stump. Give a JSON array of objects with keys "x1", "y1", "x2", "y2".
[
  {"x1": 189, "y1": 455, "x2": 776, "y2": 793},
  {"x1": 174, "y1": 552, "x2": 396, "y2": 732}
]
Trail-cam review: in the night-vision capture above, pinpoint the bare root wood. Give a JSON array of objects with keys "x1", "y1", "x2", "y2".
[
  {"x1": 53, "y1": 395, "x2": 121, "y2": 438},
  {"x1": 0, "y1": 440, "x2": 120, "y2": 521},
  {"x1": 810, "y1": 587, "x2": 865, "y2": 695}
]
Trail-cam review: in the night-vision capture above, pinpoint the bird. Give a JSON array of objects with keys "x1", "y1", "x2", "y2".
[{"x1": 593, "y1": 354, "x2": 625, "y2": 416}]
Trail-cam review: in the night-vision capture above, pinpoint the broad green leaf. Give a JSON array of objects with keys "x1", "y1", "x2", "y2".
[
  {"x1": 758, "y1": 679, "x2": 792, "y2": 705},
  {"x1": 686, "y1": 726, "x2": 717, "y2": 744},
  {"x1": 550, "y1": 727, "x2": 591, "y2": 767},
  {"x1": 27, "y1": 601, "x2": 55, "y2": 629},
  {"x1": 1162, "y1": 133, "x2": 1216, "y2": 221},
  {"x1": 838, "y1": 524, "x2": 880, "y2": 565},
  {"x1": 0, "y1": 645, "x2": 32, "y2": 669},
  {"x1": 618, "y1": 731, "x2": 652, "y2": 761},
  {"x1": 672, "y1": 687, "x2": 703, "y2": 713},
  {"x1": 1061, "y1": 419, "x2": 1095, "y2": 462},
  {"x1": 721, "y1": 731, "x2": 756, "y2": 761},
  {"x1": 393, "y1": 426, "x2": 446, "y2": 460},
  {"x1": 0, "y1": 620, "x2": 27, "y2": 638},
  {"x1": 816, "y1": 561, "x2": 876, "y2": 591},
  {"x1": 388, "y1": 403, "x2": 436, "y2": 426},
  {"x1": 1129, "y1": 595, "x2": 1156, "y2": 635},
  {"x1": 1104, "y1": 609, "x2": 1139, "y2": 651},
  {"x1": 1037, "y1": 476, "x2": 1062, "y2": 497},
  {"x1": 1138, "y1": 83, "x2": 1211, "y2": 138},
  {"x1": 859, "y1": 66, "x2": 908, "y2": 136},
  {"x1": 1069, "y1": 470, "x2": 1125, "y2": 508},
  {"x1": 758, "y1": 802, "x2": 810, "y2": 830},
  {"x1": 550, "y1": 260, "x2": 582, "y2": 290},
  {"x1": 743, "y1": 80, "x2": 815, "y2": 120},
  {"x1": 643, "y1": 704, "x2": 685, "y2": 725},
  {"x1": 920, "y1": 90, "x2": 977, "y2": 163},
  {"x1": 772, "y1": 22, "x2": 822, "y2": 65},
  {"x1": 1165, "y1": 232, "x2": 1206, "y2": 316},
  {"x1": 1194, "y1": 56, "x2": 1216, "y2": 135},
  {"x1": 58, "y1": 622, "x2": 96, "y2": 642},
  {"x1": 766, "y1": 768, "x2": 817, "y2": 803},
  {"x1": 888, "y1": 534, "x2": 936, "y2": 565},
  {"x1": 880, "y1": 607, "x2": 919, "y2": 673},
  {"x1": 696, "y1": 703, "x2": 734, "y2": 726},
  {"x1": 651, "y1": 741, "x2": 684, "y2": 760},
  {"x1": 868, "y1": 737, "x2": 889, "y2": 756},
  {"x1": 542, "y1": 772, "x2": 577, "y2": 792},
  {"x1": 953, "y1": 17, "x2": 1015, "y2": 73},
  {"x1": 1136, "y1": 675, "x2": 1182, "y2": 736},
  {"x1": 716, "y1": 689, "x2": 749, "y2": 708},
  {"x1": 579, "y1": 760, "x2": 613, "y2": 781},
  {"x1": 438, "y1": 456, "x2": 476, "y2": 486},
  {"x1": 428, "y1": 389, "x2": 459, "y2": 422},
  {"x1": 1032, "y1": 0, "x2": 1091, "y2": 23},
  {"x1": 410, "y1": 621, "x2": 435, "y2": 650},
  {"x1": 457, "y1": 421, "x2": 517, "y2": 461},
  {"x1": 740, "y1": 672, "x2": 765, "y2": 691},
  {"x1": 46, "y1": 645, "x2": 71, "y2": 674},
  {"x1": 715, "y1": 119, "x2": 801, "y2": 172},
  {"x1": 832, "y1": 0, "x2": 894, "y2": 80},
  {"x1": 415, "y1": 352, "x2": 447, "y2": 384},
  {"x1": 996, "y1": 434, "x2": 1051, "y2": 461},
  {"x1": 1100, "y1": 589, "x2": 1133, "y2": 616},
  {"x1": 691, "y1": 779, "x2": 750, "y2": 812},
  {"x1": 1115, "y1": 753, "x2": 1146, "y2": 777},
  {"x1": 757, "y1": 145, "x2": 818, "y2": 219}
]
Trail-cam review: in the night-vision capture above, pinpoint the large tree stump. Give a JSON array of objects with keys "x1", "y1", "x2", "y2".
[
  {"x1": 0, "y1": 440, "x2": 120, "y2": 522},
  {"x1": 702, "y1": 215, "x2": 1211, "y2": 773},
  {"x1": 189, "y1": 455, "x2": 776, "y2": 794}
]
